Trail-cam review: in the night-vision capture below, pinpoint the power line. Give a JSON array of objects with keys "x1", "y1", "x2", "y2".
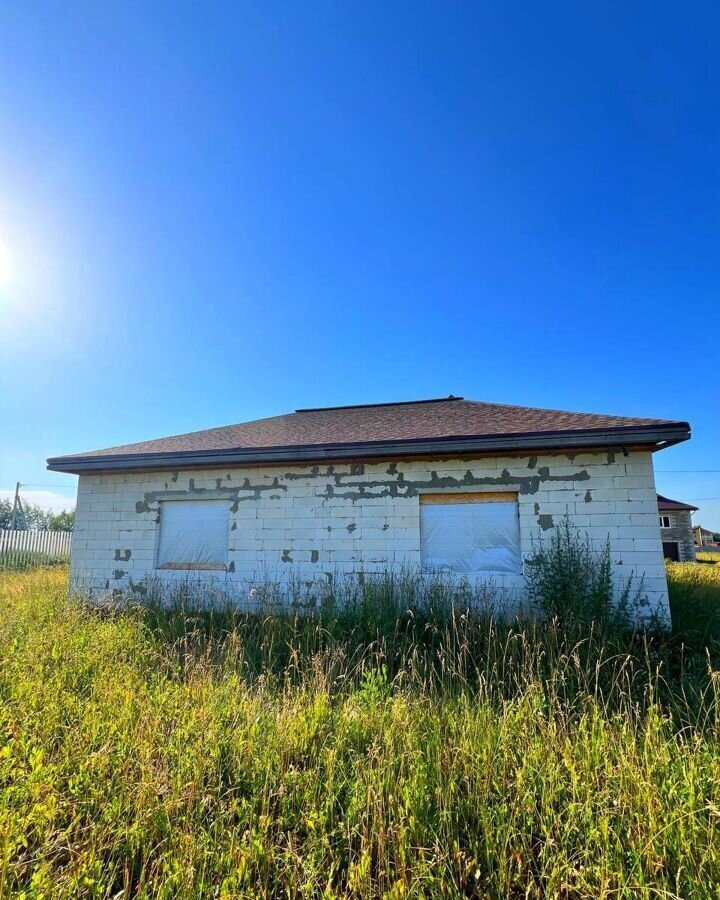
[
  {"x1": 656, "y1": 470, "x2": 720, "y2": 474},
  {"x1": 17, "y1": 482, "x2": 77, "y2": 490}
]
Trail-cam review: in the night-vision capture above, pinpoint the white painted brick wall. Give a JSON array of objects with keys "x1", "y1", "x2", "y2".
[{"x1": 69, "y1": 450, "x2": 670, "y2": 620}]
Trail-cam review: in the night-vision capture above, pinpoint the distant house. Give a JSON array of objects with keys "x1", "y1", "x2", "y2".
[
  {"x1": 47, "y1": 396, "x2": 692, "y2": 622},
  {"x1": 656, "y1": 494, "x2": 698, "y2": 562},
  {"x1": 694, "y1": 525, "x2": 716, "y2": 548}
]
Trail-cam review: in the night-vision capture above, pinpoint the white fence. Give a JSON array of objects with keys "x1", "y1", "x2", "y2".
[{"x1": 0, "y1": 529, "x2": 72, "y2": 568}]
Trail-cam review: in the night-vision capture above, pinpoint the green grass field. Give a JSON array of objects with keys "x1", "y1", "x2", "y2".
[
  {"x1": 1, "y1": 565, "x2": 720, "y2": 898},
  {"x1": 667, "y1": 560, "x2": 720, "y2": 644},
  {"x1": 697, "y1": 550, "x2": 720, "y2": 564}
]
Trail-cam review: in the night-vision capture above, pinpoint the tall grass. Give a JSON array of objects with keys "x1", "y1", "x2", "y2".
[
  {"x1": 696, "y1": 550, "x2": 720, "y2": 564},
  {"x1": 1, "y1": 567, "x2": 720, "y2": 898},
  {"x1": 667, "y1": 560, "x2": 720, "y2": 646}
]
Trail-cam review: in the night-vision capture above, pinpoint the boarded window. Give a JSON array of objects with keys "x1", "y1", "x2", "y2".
[
  {"x1": 156, "y1": 500, "x2": 229, "y2": 570},
  {"x1": 420, "y1": 492, "x2": 522, "y2": 575}
]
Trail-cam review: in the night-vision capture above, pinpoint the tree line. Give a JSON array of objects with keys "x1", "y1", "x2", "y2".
[{"x1": 0, "y1": 499, "x2": 75, "y2": 531}]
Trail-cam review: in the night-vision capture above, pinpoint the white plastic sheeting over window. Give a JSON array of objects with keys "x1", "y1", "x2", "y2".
[
  {"x1": 156, "y1": 500, "x2": 229, "y2": 570},
  {"x1": 420, "y1": 495, "x2": 522, "y2": 575}
]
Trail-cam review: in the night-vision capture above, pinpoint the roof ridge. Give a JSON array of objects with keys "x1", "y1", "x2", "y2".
[{"x1": 295, "y1": 396, "x2": 462, "y2": 413}]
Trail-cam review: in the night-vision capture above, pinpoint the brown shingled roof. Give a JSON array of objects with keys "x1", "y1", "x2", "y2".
[
  {"x1": 47, "y1": 396, "x2": 690, "y2": 474},
  {"x1": 657, "y1": 494, "x2": 699, "y2": 512}
]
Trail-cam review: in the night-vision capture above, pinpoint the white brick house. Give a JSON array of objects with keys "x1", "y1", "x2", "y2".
[{"x1": 48, "y1": 397, "x2": 691, "y2": 619}]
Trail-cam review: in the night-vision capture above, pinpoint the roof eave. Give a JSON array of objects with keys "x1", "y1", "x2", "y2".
[
  {"x1": 657, "y1": 500, "x2": 699, "y2": 512},
  {"x1": 47, "y1": 423, "x2": 691, "y2": 475}
]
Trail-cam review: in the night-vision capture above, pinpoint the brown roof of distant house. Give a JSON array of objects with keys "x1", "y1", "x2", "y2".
[
  {"x1": 47, "y1": 396, "x2": 691, "y2": 473},
  {"x1": 657, "y1": 494, "x2": 699, "y2": 512}
]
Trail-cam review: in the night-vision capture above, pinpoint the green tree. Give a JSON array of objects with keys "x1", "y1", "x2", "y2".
[
  {"x1": 22, "y1": 504, "x2": 54, "y2": 530},
  {"x1": 0, "y1": 501, "x2": 73, "y2": 531},
  {"x1": 49, "y1": 510, "x2": 75, "y2": 531},
  {"x1": 0, "y1": 498, "x2": 12, "y2": 529}
]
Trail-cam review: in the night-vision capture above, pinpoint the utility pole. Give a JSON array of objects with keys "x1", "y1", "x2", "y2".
[{"x1": 9, "y1": 482, "x2": 22, "y2": 530}]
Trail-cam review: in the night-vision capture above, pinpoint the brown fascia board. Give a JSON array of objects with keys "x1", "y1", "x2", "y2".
[{"x1": 46, "y1": 422, "x2": 691, "y2": 475}]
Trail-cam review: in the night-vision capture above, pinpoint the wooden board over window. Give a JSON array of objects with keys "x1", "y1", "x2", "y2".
[{"x1": 420, "y1": 491, "x2": 518, "y2": 504}]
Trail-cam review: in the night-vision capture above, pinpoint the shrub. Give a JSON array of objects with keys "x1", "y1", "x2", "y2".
[{"x1": 524, "y1": 514, "x2": 642, "y2": 629}]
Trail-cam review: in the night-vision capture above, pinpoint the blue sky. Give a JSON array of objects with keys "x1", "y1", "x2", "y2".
[{"x1": 0, "y1": 1, "x2": 718, "y2": 527}]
